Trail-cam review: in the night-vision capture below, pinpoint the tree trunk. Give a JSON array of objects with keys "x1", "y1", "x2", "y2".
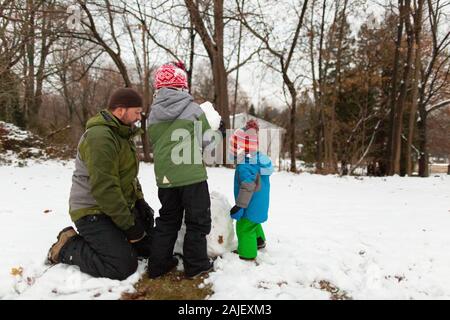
[
  {"x1": 312, "y1": 0, "x2": 325, "y2": 171},
  {"x1": 187, "y1": 21, "x2": 195, "y2": 92},
  {"x1": 387, "y1": 0, "x2": 405, "y2": 175},
  {"x1": 327, "y1": 0, "x2": 348, "y2": 173},
  {"x1": 185, "y1": 0, "x2": 229, "y2": 124},
  {"x1": 392, "y1": 0, "x2": 413, "y2": 175},
  {"x1": 35, "y1": 4, "x2": 53, "y2": 126},
  {"x1": 316, "y1": 0, "x2": 327, "y2": 172},
  {"x1": 213, "y1": 1, "x2": 229, "y2": 129},
  {"x1": 417, "y1": 114, "x2": 429, "y2": 177},
  {"x1": 24, "y1": 0, "x2": 36, "y2": 128},
  {"x1": 139, "y1": 24, "x2": 152, "y2": 163},
  {"x1": 185, "y1": 0, "x2": 230, "y2": 165},
  {"x1": 289, "y1": 93, "x2": 297, "y2": 173},
  {"x1": 140, "y1": 71, "x2": 152, "y2": 163},
  {"x1": 232, "y1": 0, "x2": 245, "y2": 129},
  {"x1": 406, "y1": 0, "x2": 423, "y2": 176},
  {"x1": 211, "y1": 55, "x2": 230, "y2": 128},
  {"x1": 283, "y1": 70, "x2": 298, "y2": 173}
]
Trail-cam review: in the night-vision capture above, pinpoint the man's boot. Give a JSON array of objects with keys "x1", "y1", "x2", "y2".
[{"x1": 46, "y1": 226, "x2": 77, "y2": 265}]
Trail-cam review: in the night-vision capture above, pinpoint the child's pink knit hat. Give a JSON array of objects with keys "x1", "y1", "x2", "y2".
[{"x1": 154, "y1": 61, "x2": 188, "y2": 90}]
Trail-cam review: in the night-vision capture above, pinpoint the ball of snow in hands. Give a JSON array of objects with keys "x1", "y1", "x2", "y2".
[{"x1": 200, "y1": 101, "x2": 221, "y2": 131}]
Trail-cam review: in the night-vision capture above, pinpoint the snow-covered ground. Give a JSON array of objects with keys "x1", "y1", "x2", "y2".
[{"x1": 0, "y1": 160, "x2": 449, "y2": 300}]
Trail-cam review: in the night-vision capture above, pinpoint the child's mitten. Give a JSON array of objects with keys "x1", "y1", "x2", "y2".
[{"x1": 230, "y1": 205, "x2": 244, "y2": 220}]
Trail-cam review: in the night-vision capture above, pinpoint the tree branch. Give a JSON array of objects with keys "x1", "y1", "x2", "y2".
[
  {"x1": 427, "y1": 99, "x2": 450, "y2": 114},
  {"x1": 284, "y1": 0, "x2": 309, "y2": 73}
]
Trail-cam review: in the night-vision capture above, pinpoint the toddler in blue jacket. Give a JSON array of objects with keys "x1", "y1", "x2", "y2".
[{"x1": 229, "y1": 120, "x2": 273, "y2": 260}]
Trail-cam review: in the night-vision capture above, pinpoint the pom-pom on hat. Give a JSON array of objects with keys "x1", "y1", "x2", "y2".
[{"x1": 230, "y1": 119, "x2": 259, "y2": 156}]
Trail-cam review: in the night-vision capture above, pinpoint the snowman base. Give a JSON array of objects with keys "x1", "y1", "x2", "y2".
[{"x1": 174, "y1": 191, "x2": 236, "y2": 258}]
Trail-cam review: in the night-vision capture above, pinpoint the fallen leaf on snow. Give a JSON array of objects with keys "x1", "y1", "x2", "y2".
[{"x1": 10, "y1": 267, "x2": 23, "y2": 276}]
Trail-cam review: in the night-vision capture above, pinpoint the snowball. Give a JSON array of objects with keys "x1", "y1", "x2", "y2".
[
  {"x1": 174, "y1": 191, "x2": 236, "y2": 258},
  {"x1": 200, "y1": 101, "x2": 221, "y2": 131}
]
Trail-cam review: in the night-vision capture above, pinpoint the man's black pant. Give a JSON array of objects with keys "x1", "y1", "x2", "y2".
[
  {"x1": 149, "y1": 181, "x2": 211, "y2": 276},
  {"x1": 59, "y1": 205, "x2": 154, "y2": 280}
]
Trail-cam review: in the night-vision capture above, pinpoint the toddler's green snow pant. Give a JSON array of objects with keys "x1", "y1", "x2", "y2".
[{"x1": 236, "y1": 218, "x2": 266, "y2": 259}]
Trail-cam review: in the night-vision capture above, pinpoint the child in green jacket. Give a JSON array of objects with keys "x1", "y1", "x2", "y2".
[{"x1": 148, "y1": 62, "x2": 223, "y2": 279}]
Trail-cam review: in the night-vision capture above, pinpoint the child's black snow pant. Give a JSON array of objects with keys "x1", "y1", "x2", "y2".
[{"x1": 148, "y1": 181, "x2": 212, "y2": 277}]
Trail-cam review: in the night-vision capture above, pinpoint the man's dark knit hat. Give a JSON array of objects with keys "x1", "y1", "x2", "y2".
[{"x1": 108, "y1": 88, "x2": 143, "y2": 109}]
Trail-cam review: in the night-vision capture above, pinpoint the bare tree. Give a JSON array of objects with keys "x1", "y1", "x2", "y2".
[
  {"x1": 325, "y1": 0, "x2": 349, "y2": 173},
  {"x1": 308, "y1": 0, "x2": 361, "y2": 173},
  {"x1": 231, "y1": 0, "x2": 245, "y2": 128},
  {"x1": 0, "y1": 1, "x2": 28, "y2": 126},
  {"x1": 122, "y1": 2, "x2": 156, "y2": 162},
  {"x1": 68, "y1": 1, "x2": 170, "y2": 161},
  {"x1": 69, "y1": 0, "x2": 132, "y2": 87},
  {"x1": 308, "y1": 0, "x2": 327, "y2": 171},
  {"x1": 19, "y1": 0, "x2": 67, "y2": 129},
  {"x1": 0, "y1": 0, "x2": 27, "y2": 76},
  {"x1": 237, "y1": 0, "x2": 309, "y2": 172},
  {"x1": 185, "y1": 0, "x2": 231, "y2": 131},
  {"x1": 406, "y1": 0, "x2": 424, "y2": 176},
  {"x1": 390, "y1": 0, "x2": 414, "y2": 175},
  {"x1": 386, "y1": 0, "x2": 405, "y2": 175},
  {"x1": 415, "y1": 0, "x2": 450, "y2": 176}
]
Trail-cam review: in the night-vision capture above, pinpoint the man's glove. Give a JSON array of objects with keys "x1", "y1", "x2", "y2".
[
  {"x1": 230, "y1": 205, "x2": 244, "y2": 221},
  {"x1": 218, "y1": 119, "x2": 226, "y2": 138},
  {"x1": 125, "y1": 220, "x2": 146, "y2": 243},
  {"x1": 134, "y1": 198, "x2": 154, "y2": 234}
]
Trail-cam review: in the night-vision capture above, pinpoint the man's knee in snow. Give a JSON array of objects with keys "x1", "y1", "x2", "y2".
[{"x1": 104, "y1": 253, "x2": 138, "y2": 280}]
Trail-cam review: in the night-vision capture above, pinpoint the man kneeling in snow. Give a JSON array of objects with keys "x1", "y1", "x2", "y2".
[{"x1": 46, "y1": 88, "x2": 154, "y2": 280}]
